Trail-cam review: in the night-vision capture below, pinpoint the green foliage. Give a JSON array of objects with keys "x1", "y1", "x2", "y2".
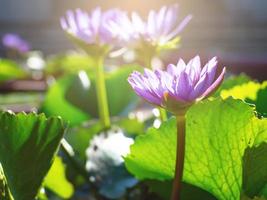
[
  {"x1": 45, "y1": 53, "x2": 95, "y2": 75},
  {"x1": 241, "y1": 195, "x2": 267, "y2": 200},
  {"x1": 65, "y1": 120, "x2": 103, "y2": 160},
  {"x1": 0, "y1": 111, "x2": 66, "y2": 200},
  {"x1": 125, "y1": 98, "x2": 267, "y2": 200},
  {"x1": 220, "y1": 81, "x2": 266, "y2": 101},
  {"x1": 0, "y1": 59, "x2": 27, "y2": 82},
  {"x1": 243, "y1": 143, "x2": 267, "y2": 198},
  {"x1": 116, "y1": 118, "x2": 144, "y2": 136},
  {"x1": 0, "y1": 165, "x2": 13, "y2": 200},
  {"x1": 65, "y1": 65, "x2": 140, "y2": 117},
  {"x1": 214, "y1": 74, "x2": 251, "y2": 96},
  {"x1": 44, "y1": 156, "x2": 74, "y2": 199},
  {"x1": 147, "y1": 180, "x2": 216, "y2": 200},
  {"x1": 41, "y1": 74, "x2": 90, "y2": 126},
  {"x1": 42, "y1": 65, "x2": 140, "y2": 126},
  {"x1": 66, "y1": 117, "x2": 144, "y2": 161},
  {"x1": 220, "y1": 81, "x2": 267, "y2": 117},
  {"x1": 254, "y1": 88, "x2": 267, "y2": 117}
]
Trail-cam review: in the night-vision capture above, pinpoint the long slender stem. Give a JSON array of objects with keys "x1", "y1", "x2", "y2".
[
  {"x1": 171, "y1": 115, "x2": 186, "y2": 200},
  {"x1": 94, "y1": 56, "x2": 111, "y2": 129},
  {"x1": 159, "y1": 107, "x2": 167, "y2": 121}
]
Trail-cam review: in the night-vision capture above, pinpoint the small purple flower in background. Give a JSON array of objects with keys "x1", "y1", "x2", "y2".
[
  {"x1": 128, "y1": 56, "x2": 226, "y2": 114},
  {"x1": 60, "y1": 8, "x2": 129, "y2": 47},
  {"x1": 2, "y1": 33, "x2": 30, "y2": 53},
  {"x1": 130, "y1": 4, "x2": 192, "y2": 48}
]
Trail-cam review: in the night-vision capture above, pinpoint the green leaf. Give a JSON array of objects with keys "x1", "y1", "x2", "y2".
[
  {"x1": 214, "y1": 74, "x2": 251, "y2": 97},
  {"x1": 243, "y1": 143, "x2": 267, "y2": 198},
  {"x1": 0, "y1": 59, "x2": 27, "y2": 82},
  {"x1": 0, "y1": 111, "x2": 66, "y2": 200},
  {"x1": 45, "y1": 53, "x2": 95, "y2": 76},
  {"x1": 42, "y1": 65, "x2": 140, "y2": 126},
  {"x1": 41, "y1": 74, "x2": 90, "y2": 126},
  {"x1": 261, "y1": 185, "x2": 267, "y2": 198},
  {"x1": 241, "y1": 195, "x2": 267, "y2": 200},
  {"x1": 37, "y1": 189, "x2": 48, "y2": 200},
  {"x1": 250, "y1": 86, "x2": 267, "y2": 118},
  {"x1": 220, "y1": 82, "x2": 266, "y2": 101},
  {"x1": 147, "y1": 180, "x2": 216, "y2": 200},
  {"x1": 44, "y1": 156, "x2": 74, "y2": 199},
  {"x1": 125, "y1": 98, "x2": 267, "y2": 200},
  {"x1": 65, "y1": 65, "x2": 140, "y2": 117},
  {"x1": 116, "y1": 118, "x2": 145, "y2": 136},
  {"x1": 220, "y1": 81, "x2": 267, "y2": 117},
  {"x1": 65, "y1": 120, "x2": 102, "y2": 160}
]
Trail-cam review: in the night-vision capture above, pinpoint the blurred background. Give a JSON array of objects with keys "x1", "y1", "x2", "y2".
[{"x1": 0, "y1": 0, "x2": 267, "y2": 78}]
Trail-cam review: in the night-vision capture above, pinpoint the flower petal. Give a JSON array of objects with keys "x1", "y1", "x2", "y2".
[
  {"x1": 198, "y1": 67, "x2": 226, "y2": 100},
  {"x1": 156, "y1": 6, "x2": 167, "y2": 34},
  {"x1": 132, "y1": 12, "x2": 145, "y2": 34},
  {"x1": 186, "y1": 55, "x2": 201, "y2": 84},
  {"x1": 147, "y1": 10, "x2": 157, "y2": 35},
  {"x1": 200, "y1": 57, "x2": 217, "y2": 80},
  {"x1": 175, "y1": 71, "x2": 193, "y2": 100},
  {"x1": 167, "y1": 59, "x2": 186, "y2": 75},
  {"x1": 128, "y1": 72, "x2": 163, "y2": 105}
]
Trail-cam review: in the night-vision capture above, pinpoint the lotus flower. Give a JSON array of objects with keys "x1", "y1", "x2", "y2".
[
  {"x1": 2, "y1": 33, "x2": 30, "y2": 53},
  {"x1": 129, "y1": 5, "x2": 192, "y2": 49},
  {"x1": 60, "y1": 8, "x2": 129, "y2": 49},
  {"x1": 128, "y1": 56, "x2": 226, "y2": 114}
]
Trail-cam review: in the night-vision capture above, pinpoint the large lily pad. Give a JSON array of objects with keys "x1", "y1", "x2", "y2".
[
  {"x1": 41, "y1": 74, "x2": 90, "y2": 126},
  {"x1": 125, "y1": 98, "x2": 267, "y2": 200}
]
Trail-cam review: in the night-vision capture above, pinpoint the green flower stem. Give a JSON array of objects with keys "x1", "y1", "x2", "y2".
[
  {"x1": 171, "y1": 114, "x2": 186, "y2": 200},
  {"x1": 159, "y1": 107, "x2": 167, "y2": 121},
  {"x1": 94, "y1": 56, "x2": 111, "y2": 129}
]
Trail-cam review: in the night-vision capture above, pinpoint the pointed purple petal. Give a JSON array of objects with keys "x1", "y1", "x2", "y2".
[
  {"x1": 186, "y1": 55, "x2": 201, "y2": 84},
  {"x1": 175, "y1": 71, "x2": 193, "y2": 100},
  {"x1": 128, "y1": 71, "x2": 163, "y2": 106},
  {"x1": 200, "y1": 57, "x2": 217, "y2": 77},
  {"x1": 189, "y1": 73, "x2": 209, "y2": 100},
  {"x1": 198, "y1": 67, "x2": 226, "y2": 99}
]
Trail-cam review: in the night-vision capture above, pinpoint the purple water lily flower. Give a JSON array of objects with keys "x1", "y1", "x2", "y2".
[
  {"x1": 130, "y1": 4, "x2": 192, "y2": 47},
  {"x1": 2, "y1": 33, "x2": 30, "y2": 53},
  {"x1": 60, "y1": 8, "x2": 129, "y2": 47},
  {"x1": 128, "y1": 56, "x2": 226, "y2": 114}
]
